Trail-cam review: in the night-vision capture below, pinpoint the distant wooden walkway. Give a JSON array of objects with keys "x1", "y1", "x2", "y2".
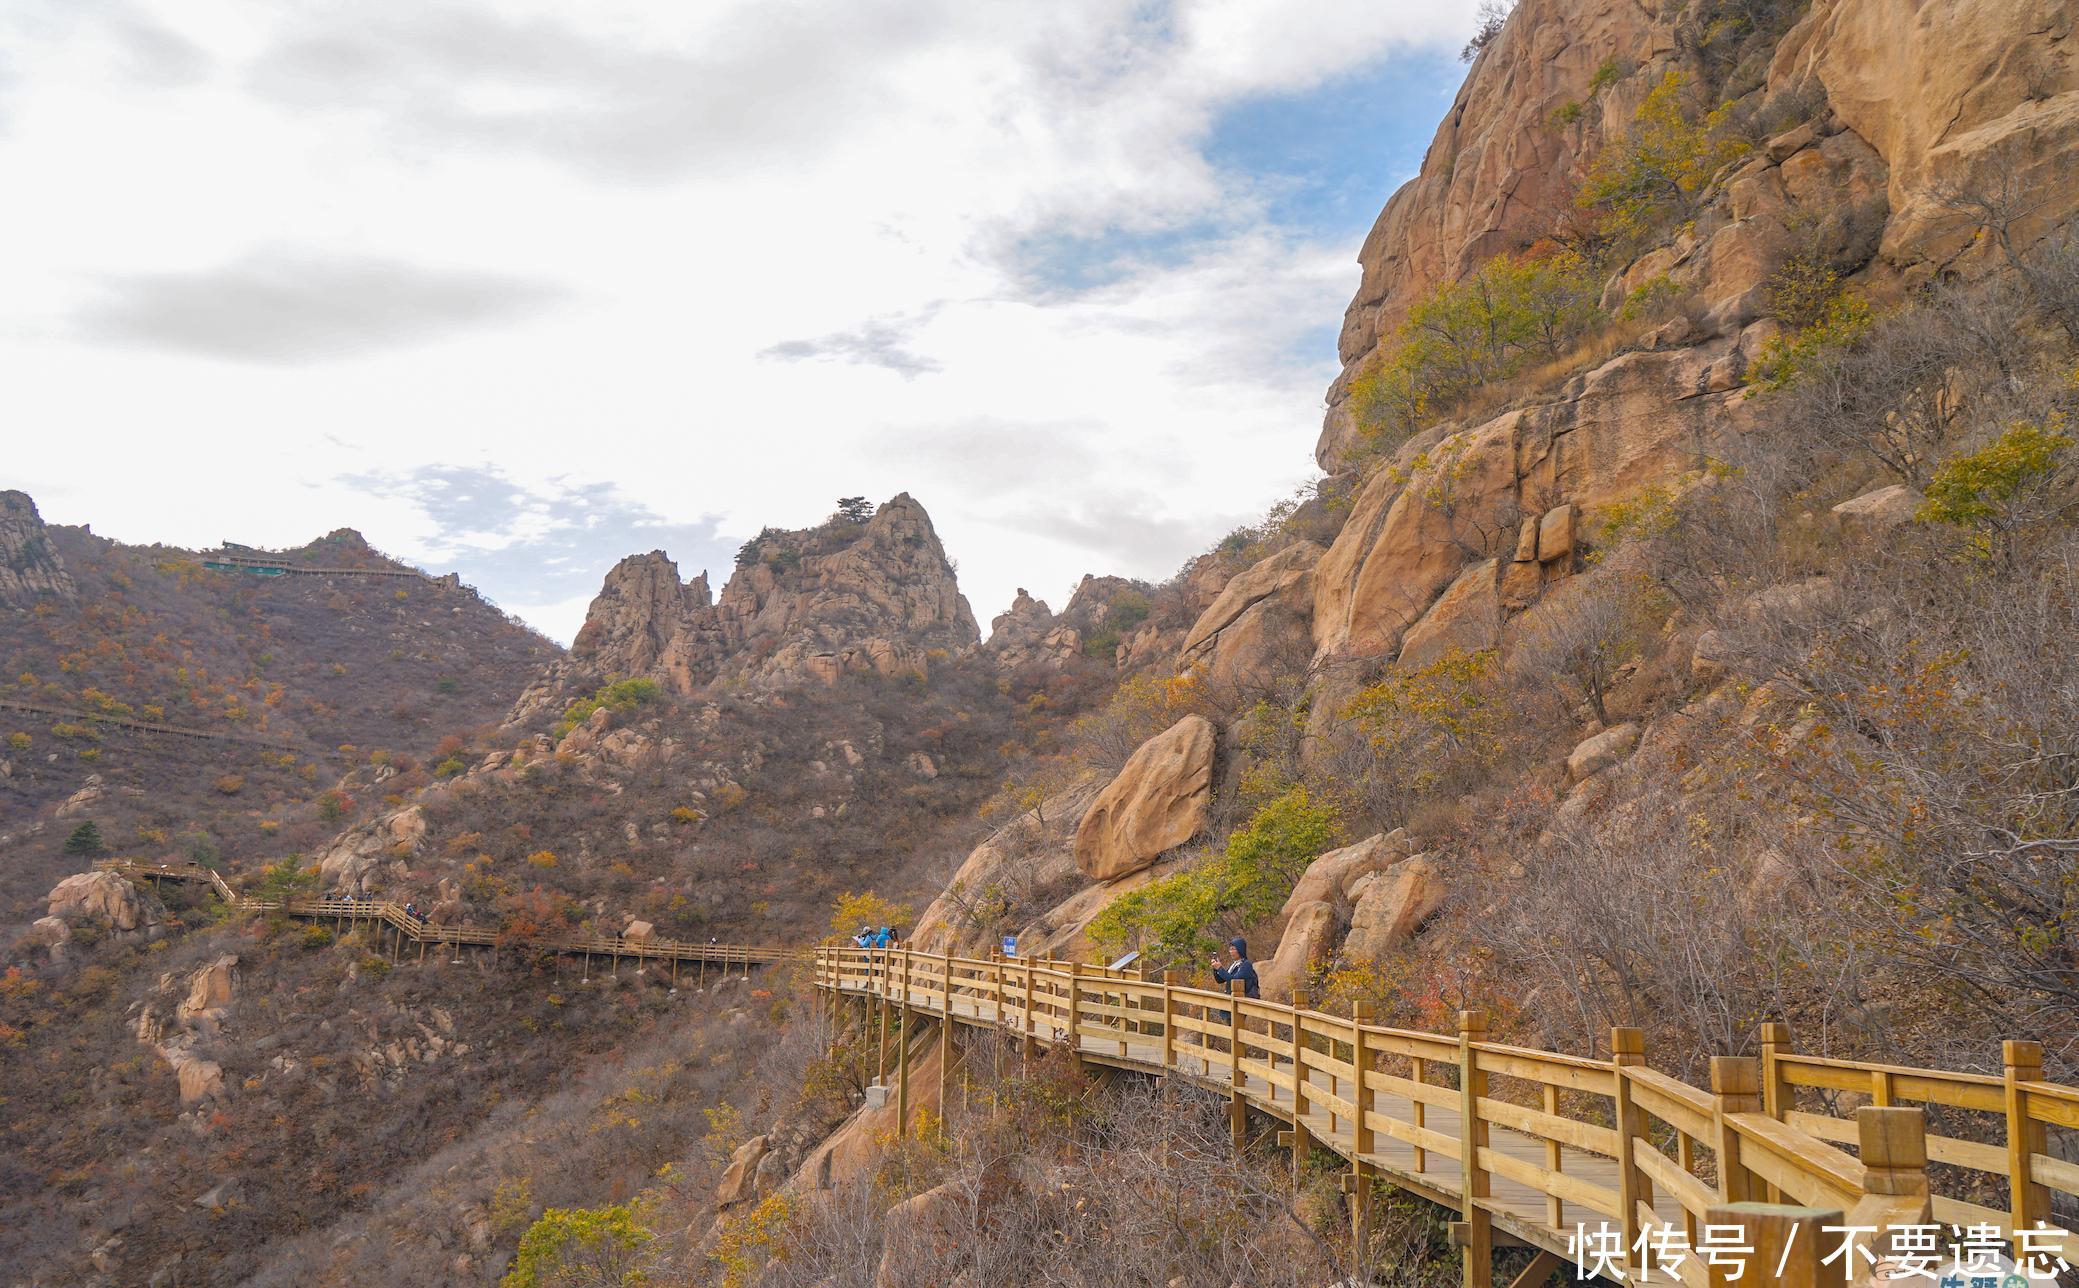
[
  {"x1": 98, "y1": 860, "x2": 789, "y2": 983},
  {"x1": 201, "y1": 554, "x2": 432, "y2": 581},
  {"x1": 814, "y1": 947, "x2": 2079, "y2": 1286},
  {"x1": 0, "y1": 699, "x2": 301, "y2": 750}
]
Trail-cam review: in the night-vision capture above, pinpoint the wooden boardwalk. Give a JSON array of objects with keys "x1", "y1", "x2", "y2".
[
  {"x1": 98, "y1": 860, "x2": 791, "y2": 976},
  {"x1": 814, "y1": 947, "x2": 2079, "y2": 1287}
]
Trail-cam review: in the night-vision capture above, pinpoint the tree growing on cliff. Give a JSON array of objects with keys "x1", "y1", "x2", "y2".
[
  {"x1": 834, "y1": 497, "x2": 874, "y2": 523},
  {"x1": 1579, "y1": 71, "x2": 1749, "y2": 242},
  {"x1": 61, "y1": 821, "x2": 105, "y2": 858}
]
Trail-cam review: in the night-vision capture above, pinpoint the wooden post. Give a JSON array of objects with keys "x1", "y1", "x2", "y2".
[
  {"x1": 1349, "y1": 1000, "x2": 1375, "y2": 1249},
  {"x1": 1289, "y1": 989, "x2": 1312, "y2": 1192},
  {"x1": 1612, "y1": 1028, "x2": 1650, "y2": 1280},
  {"x1": 1411, "y1": 1057, "x2": 1429, "y2": 1175},
  {"x1": 1224, "y1": 980, "x2": 1246, "y2": 1149},
  {"x1": 1542, "y1": 1081, "x2": 1564, "y2": 1230},
  {"x1": 2006, "y1": 1039, "x2": 2050, "y2": 1237},
  {"x1": 937, "y1": 1012, "x2": 953, "y2": 1129},
  {"x1": 1758, "y1": 1021, "x2": 1792, "y2": 1204},
  {"x1": 1710, "y1": 1055, "x2": 1763, "y2": 1205},
  {"x1": 1703, "y1": 1203, "x2": 1845, "y2": 1288},
  {"x1": 897, "y1": 949, "x2": 912, "y2": 1136},
  {"x1": 1160, "y1": 971, "x2": 1178, "y2": 1074},
  {"x1": 1858, "y1": 1104, "x2": 1930, "y2": 1206},
  {"x1": 1457, "y1": 1009, "x2": 1491, "y2": 1288},
  {"x1": 877, "y1": 976, "x2": 890, "y2": 1087},
  {"x1": 1021, "y1": 959, "x2": 1038, "y2": 1064},
  {"x1": 1067, "y1": 961, "x2": 1085, "y2": 1069}
]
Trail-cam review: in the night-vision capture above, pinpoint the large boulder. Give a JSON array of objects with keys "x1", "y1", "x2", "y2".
[
  {"x1": 1073, "y1": 716, "x2": 1216, "y2": 881},
  {"x1": 715, "y1": 1135, "x2": 768, "y2": 1207},
  {"x1": 1566, "y1": 723, "x2": 1641, "y2": 783},
  {"x1": 873, "y1": 1180, "x2": 985, "y2": 1288},
  {"x1": 1280, "y1": 831, "x2": 1412, "y2": 926},
  {"x1": 1832, "y1": 483, "x2": 1924, "y2": 532},
  {"x1": 911, "y1": 781, "x2": 1095, "y2": 954},
  {"x1": 47, "y1": 871, "x2": 160, "y2": 934},
  {"x1": 1257, "y1": 900, "x2": 1341, "y2": 1000},
  {"x1": 176, "y1": 955, "x2": 240, "y2": 1025},
  {"x1": 1768, "y1": 0, "x2": 2079, "y2": 273},
  {"x1": 1344, "y1": 857, "x2": 1446, "y2": 961},
  {"x1": 1180, "y1": 543, "x2": 1324, "y2": 685},
  {"x1": 316, "y1": 806, "x2": 427, "y2": 894},
  {"x1": 54, "y1": 773, "x2": 106, "y2": 818},
  {"x1": 159, "y1": 1043, "x2": 225, "y2": 1105}
]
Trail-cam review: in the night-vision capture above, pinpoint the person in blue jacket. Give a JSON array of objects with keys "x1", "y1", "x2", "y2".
[{"x1": 1210, "y1": 938, "x2": 1260, "y2": 1000}]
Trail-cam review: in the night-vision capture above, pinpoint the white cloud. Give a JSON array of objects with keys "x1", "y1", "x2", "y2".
[{"x1": 0, "y1": 0, "x2": 1481, "y2": 641}]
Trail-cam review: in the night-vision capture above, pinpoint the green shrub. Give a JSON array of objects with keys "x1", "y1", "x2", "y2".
[
  {"x1": 555, "y1": 677, "x2": 663, "y2": 738},
  {"x1": 1919, "y1": 417, "x2": 2074, "y2": 564},
  {"x1": 1348, "y1": 247, "x2": 1601, "y2": 450},
  {"x1": 1086, "y1": 787, "x2": 1343, "y2": 965},
  {"x1": 503, "y1": 1203, "x2": 655, "y2": 1288},
  {"x1": 1752, "y1": 291, "x2": 1874, "y2": 390}
]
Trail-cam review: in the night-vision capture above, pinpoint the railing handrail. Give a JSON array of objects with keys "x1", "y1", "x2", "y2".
[{"x1": 814, "y1": 944, "x2": 2079, "y2": 1279}]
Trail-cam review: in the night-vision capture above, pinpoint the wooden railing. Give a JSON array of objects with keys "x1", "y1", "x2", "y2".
[
  {"x1": 96, "y1": 860, "x2": 789, "y2": 971},
  {"x1": 814, "y1": 946, "x2": 2079, "y2": 1286}
]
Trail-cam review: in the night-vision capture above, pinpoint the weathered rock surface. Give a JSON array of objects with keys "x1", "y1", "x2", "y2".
[
  {"x1": 48, "y1": 870, "x2": 161, "y2": 933},
  {"x1": 0, "y1": 489, "x2": 76, "y2": 602},
  {"x1": 1257, "y1": 900, "x2": 1340, "y2": 1000},
  {"x1": 1073, "y1": 716, "x2": 1216, "y2": 880},
  {"x1": 176, "y1": 955, "x2": 240, "y2": 1025},
  {"x1": 1280, "y1": 831, "x2": 1412, "y2": 925},
  {"x1": 513, "y1": 494, "x2": 979, "y2": 720},
  {"x1": 1320, "y1": 0, "x2": 2074, "y2": 470},
  {"x1": 984, "y1": 588, "x2": 1083, "y2": 672},
  {"x1": 716, "y1": 1135, "x2": 769, "y2": 1206},
  {"x1": 1769, "y1": 0, "x2": 2079, "y2": 275},
  {"x1": 317, "y1": 806, "x2": 427, "y2": 894},
  {"x1": 54, "y1": 773, "x2": 106, "y2": 818},
  {"x1": 912, "y1": 780, "x2": 1097, "y2": 954},
  {"x1": 1179, "y1": 543, "x2": 1323, "y2": 677},
  {"x1": 1318, "y1": 0, "x2": 1678, "y2": 469},
  {"x1": 1566, "y1": 723, "x2": 1641, "y2": 783},
  {"x1": 1832, "y1": 483, "x2": 1924, "y2": 531},
  {"x1": 1398, "y1": 559, "x2": 1502, "y2": 669},
  {"x1": 1344, "y1": 856, "x2": 1446, "y2": 961}
]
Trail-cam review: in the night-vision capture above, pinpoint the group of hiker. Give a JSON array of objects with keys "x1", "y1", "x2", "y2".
[
  {"x1": 852, "y1": 925, "x2": 903, "y2": 949},
  {"x1": 842, "y1": 925, "x2": 1260, "y2": 1001}
]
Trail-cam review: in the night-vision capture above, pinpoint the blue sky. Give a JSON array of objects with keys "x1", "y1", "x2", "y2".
[{"x1": 1, "y1": 0, "x2": 1485, "y2": 642}]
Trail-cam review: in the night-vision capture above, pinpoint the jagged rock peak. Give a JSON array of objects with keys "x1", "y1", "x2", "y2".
[
  {"x1": 570, "y1": 551, "x2": 712, "y2": 678},
  {"x1": 989, "y1": 588, "x2": 1052, "y2": 640},
  {"x1": 0, "y1": 490, "x2": 76, "y2": 603},
  {"x1": 718, "y1": 491, "x2": 979, "y2": 685},
  {"x1": 511, "y1": 493, "x2": 977, "y2": 720}
]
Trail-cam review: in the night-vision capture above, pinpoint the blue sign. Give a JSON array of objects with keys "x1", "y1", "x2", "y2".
[{"x1": 1001, "y1": 935, "x2": 1017, "y2": 957}]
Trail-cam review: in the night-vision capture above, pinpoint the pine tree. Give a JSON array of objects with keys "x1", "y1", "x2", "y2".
[{"x1": 62, "y1": 821, "x2": 105, "y2": 857}]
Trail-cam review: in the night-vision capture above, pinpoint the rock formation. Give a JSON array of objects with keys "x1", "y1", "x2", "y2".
[
  {"x1": 1318, "y1": 0, "x2": 2077, "y2": 472},
  {"x1": 315, "y1": 806, "x2": 427, "y2": 893},
  {"x1": 0, "y1": 489, "x2": 76, "y2": 603},
  {"x1": 47, "y1": 870, "x2": 162, "y2": 935},
  {"x1": 514, "y1": 493, "x2": 978, "y2": 721},
  {"x1": 1073, "y1": 715, "x2": 1216, "y2": 880}
]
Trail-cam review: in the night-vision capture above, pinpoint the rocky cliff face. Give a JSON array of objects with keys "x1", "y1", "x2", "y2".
[
  {"x1": 1319, "y1": 0, "x2": 2078, "y2": 471},
  {"x1": 0, "y1": 490, "x2": 75, "y2": 603},
  {"x1": 515, "y1": 493, "x2": 978, "y2": 720}
]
